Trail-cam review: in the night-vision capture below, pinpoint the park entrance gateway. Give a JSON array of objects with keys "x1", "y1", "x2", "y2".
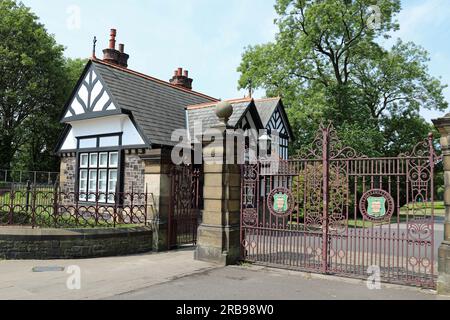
[{"x1": 240, "y1": 123, "x2": 440, "y2": 288}]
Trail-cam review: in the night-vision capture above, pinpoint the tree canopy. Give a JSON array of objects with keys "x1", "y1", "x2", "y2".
[
  {"x1": 238, "y1": 0, "x2": 448, "y2": 157},
  {"x1": 0, "y1": 0, "x2": 85, "y2": 171}
]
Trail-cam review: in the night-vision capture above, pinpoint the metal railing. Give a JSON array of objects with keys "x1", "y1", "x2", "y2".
[
  {"x1": 0, "y1": 169, "x2": 59, "y2": 186},
  {"x1": 0, "y1": 183, "x2": 148, "y2": 229}
]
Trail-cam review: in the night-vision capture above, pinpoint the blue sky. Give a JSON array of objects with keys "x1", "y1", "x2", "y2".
[{"x1": 22, "y1": 0, "x2": 450, "y2": 123}]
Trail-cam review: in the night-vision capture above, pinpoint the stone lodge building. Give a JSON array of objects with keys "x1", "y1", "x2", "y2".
[{"x1": 55, "y1": 29, "x2": 293, "y2": 246}]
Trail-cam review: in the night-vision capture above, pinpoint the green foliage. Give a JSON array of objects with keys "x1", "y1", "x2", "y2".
[
  {"x1": 13, "y1": 57, "x2": 87, "y2": 172},
  {"x1": 0, "y1": 0, "x2": 86, "y2": 171},
  {"x1": 238, "y1": 0, "x2": 448, "y2": 157}
]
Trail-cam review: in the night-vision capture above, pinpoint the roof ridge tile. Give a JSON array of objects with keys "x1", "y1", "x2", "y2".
[
  {"x1": 254, "y1": 97, "x2": 281, "y2": 102},
  {"x1": 186, "y1": 97, "x2": 253, "y2": 110}
]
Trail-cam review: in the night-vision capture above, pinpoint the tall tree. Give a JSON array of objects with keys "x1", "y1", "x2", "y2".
[
  {"x1": 0, "y1": 0, "x2": 85, "y2": 171},
  {"x1": 238, "y1": 0, "x2": 448, "y2": 157},
  {"x1": 13, "y1": 58, "x2": 87, "y2": 172}
]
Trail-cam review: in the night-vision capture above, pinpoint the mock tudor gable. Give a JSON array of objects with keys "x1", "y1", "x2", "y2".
[
  {"x1": 254, "y1": 97, "x2": 294, "y2": 160},
  {"x1": 57, "y1": 59, "x2": 218, "y2": 153},
  {"x1": 62, "y1": 63, "x2": 119, "y2": 121}
]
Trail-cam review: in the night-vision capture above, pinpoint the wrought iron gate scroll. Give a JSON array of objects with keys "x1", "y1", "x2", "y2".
[
  {"x1": 240, "y1": 123, "x2": 440, "y2": 288},
  {"x1": 169, "y1": 165, "x2": 201, "y2": 248}
]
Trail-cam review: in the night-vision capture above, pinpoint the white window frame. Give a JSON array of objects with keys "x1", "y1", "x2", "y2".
[{"x1": 78, "y1": 151, "x2": 120, "y2": 203}]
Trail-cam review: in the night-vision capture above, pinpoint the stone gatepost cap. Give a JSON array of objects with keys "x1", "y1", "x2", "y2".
[
  {"x1": 215, "y1": 101, "x2": 233, "y2": 123},
  {"x1": 432, "y1": 114, "x2": 450, "y2": 131}
]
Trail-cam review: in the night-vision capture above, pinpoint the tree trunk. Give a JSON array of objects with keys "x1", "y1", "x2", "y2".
[{"x1": 0, "y1": 135, "x2": 15, "y2": 169}]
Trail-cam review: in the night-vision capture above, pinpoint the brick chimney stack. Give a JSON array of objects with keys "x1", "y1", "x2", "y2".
[
  {"x1": 169, "y1": 67, "x2": 193, "y2": 90},
  {"x1": 102, "y1": 29, "x2": 129, "y2": 68}
]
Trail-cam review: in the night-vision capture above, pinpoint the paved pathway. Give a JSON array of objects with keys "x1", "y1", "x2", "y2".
[
  {"x1": 0, "y1": 249, "x2": 216, "y2": 300},
  {"x1": 0, "y1": 249, "x2": 448, "y2": 300}
]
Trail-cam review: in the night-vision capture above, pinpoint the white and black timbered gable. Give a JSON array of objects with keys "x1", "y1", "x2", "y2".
[
  {"x1": 62, "y1": 62, "x2": 120, "y2": 122},
  {"x1": 267, "y1": 107, "x2": 289, "y2": 138},
  {"x1": 239, "y1": 107, "x2": 260, "y2": 132},
  {"x1": 270, "y1": 106, "x2": 290, "y2": 159},
  {"x1": 56, "y1": 61, "x2": 152, "y2": 153},
  {"x1": 256, "y1": 99, "x2": 293, "y2": 160}
]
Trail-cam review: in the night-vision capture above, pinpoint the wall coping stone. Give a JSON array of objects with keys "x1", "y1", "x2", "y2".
[{"x1": 0, "y1": 226, "x2": 152, "y2": 241}]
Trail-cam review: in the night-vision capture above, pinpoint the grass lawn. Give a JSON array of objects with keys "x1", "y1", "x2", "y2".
[
  {"x1": 290, "y1": 200, "x2": 445, "y2": 230},
  {"x1": 348, "y1": 201, "x2": 444, "y2": 228},
  {"x1": 0, "y1": 188, "x2": 53, "y2": 206},
  {"x1": 400, "y1": 201, "x2": 445, "y2": 217}
]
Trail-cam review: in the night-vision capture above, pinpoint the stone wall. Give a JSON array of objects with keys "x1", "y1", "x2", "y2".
[
  {"x1": 123, "y1": 153, "x2": 146, "y2": 195},
  {"x1": 0, "y1": 227, "x2": 152, "y2": 260},
  {"x1": 59, "y1": 155, "x2": 76, "y2": 195}
]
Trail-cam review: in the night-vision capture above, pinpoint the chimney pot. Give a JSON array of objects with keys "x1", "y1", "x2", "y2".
[
  {"x1": 109, "y1": 29, "x2": 117, "y2": 49},
  {"x1": 103, "y1": 28, "x2": 129, "y2": 68},
  {"x1": 170, "y1": 67, "x2": 193, "y2": 90}
]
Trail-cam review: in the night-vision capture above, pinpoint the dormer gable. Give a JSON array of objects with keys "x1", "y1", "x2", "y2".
[{"x1": 61, "y1": 61, "x2": 121, "y2": 123}]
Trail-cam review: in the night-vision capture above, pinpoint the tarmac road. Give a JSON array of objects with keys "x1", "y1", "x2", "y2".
[{"x1": 112, "y1": 264, "x2": 449, "y2": 300}]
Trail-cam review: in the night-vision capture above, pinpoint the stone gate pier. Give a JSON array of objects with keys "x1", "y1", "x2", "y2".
[
  {"x1": 194, "y1": 101, "x2": 242, "y2": 265},
  {"x1": 433, "y1": 114, "x2": 450, "y2": 295}
]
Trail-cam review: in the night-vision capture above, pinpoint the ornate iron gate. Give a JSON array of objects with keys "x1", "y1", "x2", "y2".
[
  {"x1": 241, "y1": 123, "x2": 440, "y2": 288},
  {"x1": 169, "y1": 165, "x2": 201, "y2": 248}
]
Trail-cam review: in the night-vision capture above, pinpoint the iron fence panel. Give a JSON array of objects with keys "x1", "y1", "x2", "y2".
[{"x1": 241, "y1": 123, "x2": 439, "y2": 289}]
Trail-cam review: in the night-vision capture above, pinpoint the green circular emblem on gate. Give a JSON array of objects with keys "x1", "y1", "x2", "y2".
[
  {"x1": 268, "y1": 188, "x2": 294, "y2": 218},
  {"x1": 359, "y1": 189, "x2": 395, "y2": 222}
]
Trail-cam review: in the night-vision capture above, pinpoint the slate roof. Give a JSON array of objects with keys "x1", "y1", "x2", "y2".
[
  {"x1": 254, "y1": 97, "x2": 281, "y2": 127},
  {"x1": 254, "y1": 97, "x2": 294, "y2": 140},
  {"x1": 59, "y1": 59, "x2": 294, "y2": 150},
  {"x1": 92, "y1": 60, "x2": 218, "y2": 146},
  {"x1": 186, "y1": 98, "x2": 262, "y2": 138}
]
